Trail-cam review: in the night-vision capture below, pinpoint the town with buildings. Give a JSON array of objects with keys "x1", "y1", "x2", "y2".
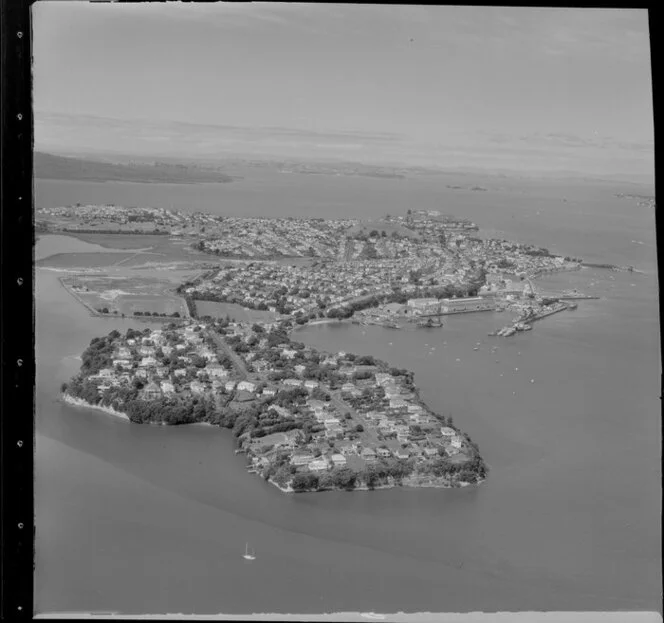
[{"x1": 39, "y1": 204, "x2": 589, "y2": 334}]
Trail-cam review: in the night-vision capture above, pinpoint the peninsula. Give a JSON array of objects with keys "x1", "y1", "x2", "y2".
[{"x1": 62, "y1": 319, "x2": 488, "y2": 492}]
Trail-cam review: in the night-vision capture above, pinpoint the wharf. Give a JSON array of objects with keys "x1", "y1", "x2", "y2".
[{"x1": 525, "y1": 305, "x2": 568, "y2": 323}]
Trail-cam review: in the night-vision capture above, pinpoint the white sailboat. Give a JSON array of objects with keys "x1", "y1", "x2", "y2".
[{"x1": 243, "y1": 543, "x2": 256, "y2": 560}]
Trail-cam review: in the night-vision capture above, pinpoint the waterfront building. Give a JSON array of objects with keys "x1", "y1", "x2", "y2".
[
  {"x1": 450, "y1": 436, "x2": 463, "y2": 449},
  {"x1": 142, "y1": 382, "x2": 162, "y2": 401},
  {"x1": 331, "y1": 454, "x2": 347, "y2": 467},
  {"x1": 308, "y1": 458, "x2": 331, "y2": 472},
  {"x1": 439, "y1": 297, "x2": 495, "y2": 314},
  {"x1": 361, "y1": 447, "x2": 377, "y2": 462},
  {"x1": 406, "y1": 298, "x2": 440, "y2": 315}
]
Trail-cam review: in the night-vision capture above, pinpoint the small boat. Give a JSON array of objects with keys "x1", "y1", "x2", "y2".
[
  {"x1": 473, "y1": 347, "x2": 479, "y2": 351},
  {"x1": 243, "y1": 543, "x2": 256, "y2": 561}
]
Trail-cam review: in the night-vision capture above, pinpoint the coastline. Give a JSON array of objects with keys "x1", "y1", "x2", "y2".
[
  {"x1": 61, "y1": 393, "x2": 130, "y2": 422},
  {"x1": 263, "y1": 472, "x2": 481, "y2": 494}
]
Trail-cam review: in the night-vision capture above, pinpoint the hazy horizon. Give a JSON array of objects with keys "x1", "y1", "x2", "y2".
[{"x1": 33, "y1": 3, "x2": 653, "y2": 183}]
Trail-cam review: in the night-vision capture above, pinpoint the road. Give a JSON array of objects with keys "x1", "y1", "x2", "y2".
[
  {"x1": 207, "y1": 330, "x2": 250, "y2": 381},
  {"x1": 329, "y1": 390, "x2": 380, "y2": 446}
]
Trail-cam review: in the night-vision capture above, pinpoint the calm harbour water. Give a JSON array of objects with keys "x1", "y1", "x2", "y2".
[{"x1": 35, "y1": 176, "x2": 660, "y2": 615}]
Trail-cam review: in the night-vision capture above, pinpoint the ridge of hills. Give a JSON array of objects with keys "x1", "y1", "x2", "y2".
[{"x1": 34, "y1": 152, "x2": 235, "y2": 184}]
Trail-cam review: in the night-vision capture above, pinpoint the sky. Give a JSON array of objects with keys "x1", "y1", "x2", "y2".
[{"x1": 33, "y1": 3, "x2": 654, "y2": 180}]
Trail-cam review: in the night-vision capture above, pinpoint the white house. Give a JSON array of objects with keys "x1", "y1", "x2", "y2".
[
  {"x1": 205, "y1": 363, "x2": 228, "y2": 378},
  {"x1": 440, "y1": 426, "x2": 456, "y2": 437},
  {"x1": 389, "y1": 398, "x2": 408, "y2": 409},
  {"x1": 331, "y1": 454, "x2": 347, "y2": 467},
  {"x1": 225, "y1": 380, "x2": 237, "y2": 392},
  {"x1": 160, "y1": 381, "x2": 175, "y2": 394},
  {"x1": 450, "y1": 436, "x2": 463, "y2": 449},
  {"x1": 237, "y1": 380, "x2": 256, "y2": 393},
  {"x1": 308, "y1": 458, "x2": 330, "y2": 472},
  {"x1": 304, "y1": 380, "x2": 319, "y2": 391},
  {"x1": 290, "y1": 453, "x2": 314, "y2": 466},
  {"x1": 140, "y1": 356, "x2": 157, "y2": 367},
  {"x1": 190, "y1": 380, "x2": 205, "y2": 395}
]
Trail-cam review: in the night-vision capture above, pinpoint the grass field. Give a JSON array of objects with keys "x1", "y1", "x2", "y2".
[
  {"x1": 117, "y1": 295, "x2": 187, "y2": 317},
  {"x1": 346, "y1": 220, "x2": 419, "y2": 239},
  {"x1": 63, "y1": 274, "x2": 188, "y2": 317},
  {"x1": 195, "y1": 300, "x2": 278, "y2": 322}
]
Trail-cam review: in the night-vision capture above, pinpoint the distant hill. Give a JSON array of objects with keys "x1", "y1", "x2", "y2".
[{"x1": 34, "y1": 152, "x2": 234, "y2": 184}]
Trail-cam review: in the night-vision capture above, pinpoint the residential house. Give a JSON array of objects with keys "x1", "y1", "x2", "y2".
[
  {"x1": 395, "y1": 448, "x2": 410, "y2": 460},
  {"x1": 290, "y1": 452, "x2": 315, "y2": 466},
  {"x1": 374, "y1": 373, "x2": 393, "y2": 386},
  {"x1": 116, "y1": 346, "x2": 131, "y2": 359},
  {"x1": 308, "y1": 458, "x2": 330, "y2": 472},
  {"x1": 160, "y1": 381, "x2": 175, "y2": 394},
  {"x1": 174, "y1": 369, "x2": 187, "y2": 378},
  {"x1": 282, "y1": 378, "x2": 303, "y2": 388},
  {"x1": 361, "y1": 447, "x2": 377, "y2": 462},
  {"x1": 377, "y1": 447, "x2": 391, "y2": 458},
  {"x1": 450, "y1": 436, "x2": 463, "y2": 449},
  {"x1": 135, "y1": 369, "x2": 148, "y2": 379},
  {"x1": 304, "y1": 380, "x2": 319, "y2": 392},
  {"x1": 262, "y1": 387, "x2": 277, "y2": 397},
  {"x1": 140, "y1": 356, "x2": 157, "y2": 367},
  {"x1": 189, "y1": 380, "x2": 205, "y2": 395},
  {"x1": 205, "y1": 363, "x2": 228, "y2": 378},
  {"x1": 237, "y1": 380, "x2": 256, "y2": 393},
  {"x1": 440, "y1": 426, "x2": 456, "y2": 437},
  {"x1": 331, "y1": 453, "x2": 347, "y2": 467},
  {"x1": 142, "y1": 382, "x2": 162, "y2": 401},
  {"x1": 225, "y1": 380, "x2": 237, "y2": 392}
]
